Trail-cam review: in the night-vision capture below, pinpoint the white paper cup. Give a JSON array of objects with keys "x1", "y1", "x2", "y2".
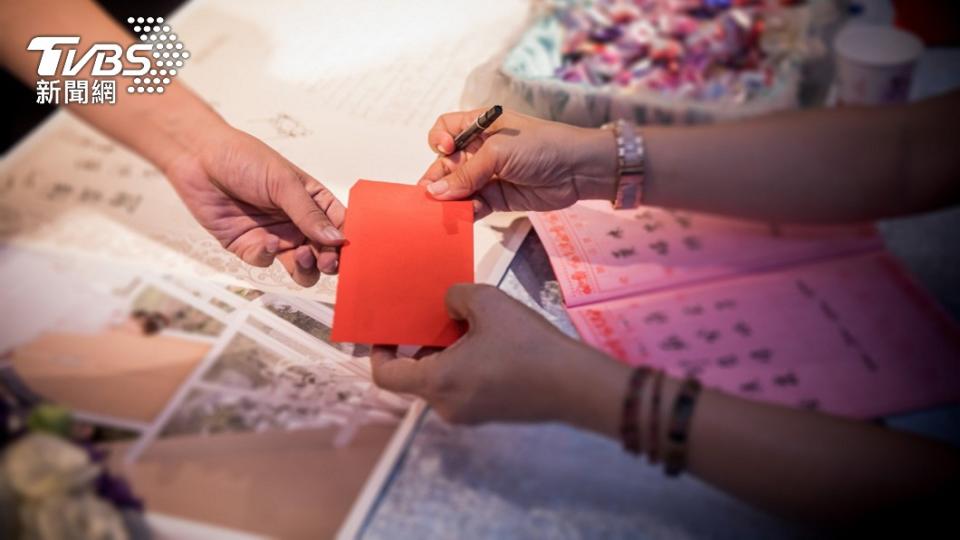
[{"x1": 833, "y1": 24, "x2": 923, "y2": 106}]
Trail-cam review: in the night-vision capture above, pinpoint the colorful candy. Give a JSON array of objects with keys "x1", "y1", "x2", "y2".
[{"x1": 552, "y1": 0, "x2": 802, "y2": 103}]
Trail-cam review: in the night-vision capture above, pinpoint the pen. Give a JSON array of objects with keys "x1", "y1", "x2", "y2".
[{"x1": 452, "y1": 105, "x2": 503, "y2": 152}]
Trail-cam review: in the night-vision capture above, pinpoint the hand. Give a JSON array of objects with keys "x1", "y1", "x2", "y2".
[
  {"x1": 419, "y1": 109, "x2": 617, "y2": 219},
  {"x1": 370, "y1": 284, "x2": 628, "y2": 428},
  {"x1": 164, "y1": 125, "x2": 346, "y2": 287}
]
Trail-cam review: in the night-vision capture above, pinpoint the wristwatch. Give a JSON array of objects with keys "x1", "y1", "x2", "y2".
[{"x1": 602, "y1": 119, "x2": 646, "y2": 209}]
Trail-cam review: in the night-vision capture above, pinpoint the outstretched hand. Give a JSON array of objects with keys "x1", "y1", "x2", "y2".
[{"x1": 164, "y1": 126, "x2": 346, "y2": 286}]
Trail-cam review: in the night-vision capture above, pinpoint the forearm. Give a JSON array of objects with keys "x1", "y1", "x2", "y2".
[
  {"x1": 687, "y1": 389, "x2": 959, "y2": 523},
  {"x1": 641, "y1": 92, "x2": 960, "y2": 223},
  {"x1": 0, "y1": 0, "x2": 227, "y2": 173},
  {"x1": 557, "y1": 343, "x2": 959, "y2": 524}
]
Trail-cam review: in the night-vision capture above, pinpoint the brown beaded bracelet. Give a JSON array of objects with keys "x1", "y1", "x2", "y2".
[
  {"x1": 620, "y1": 367, "x2": 652, "y2": 455},
  {"x1": 664, "y1": 377, "x2": 703, "y2": 477},
  {"x1": 647, "y1": 370, "x2": 665, "y2": 464}
]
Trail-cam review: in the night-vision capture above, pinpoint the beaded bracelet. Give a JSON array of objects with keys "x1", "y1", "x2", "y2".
[
  {"x1": 647, "y1": 370, "x2": 665, "y2": 464},
  {"x1": 664, "y1": 377, "x2": 703, "y2": 477},
  {"x1": 620, "y1": 367, "x2": 652, "y2": 455}
]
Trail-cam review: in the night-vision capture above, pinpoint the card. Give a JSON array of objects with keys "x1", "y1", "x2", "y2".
[
  {"x1": 568, "y1": 253, "x2": 960, "y2": 418},
  {"x1": 331, "y1": 180, "x2": 473, "y2": 347},
  {"x1": 530, "y1": 201, "x2": 879, "y2": 306}
]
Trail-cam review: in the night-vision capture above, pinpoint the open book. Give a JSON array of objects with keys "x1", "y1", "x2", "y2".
[{"x1": 531, "y1": 201, "x2": 960, "y2": 419}]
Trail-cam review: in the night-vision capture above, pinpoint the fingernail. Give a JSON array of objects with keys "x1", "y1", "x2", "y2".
[
  {"x1": 296, "y1": 250, "x2": 313, "y2": 270},
  {"x1": 427, "y1": 180, "x2": 449, "y2": 196},
  {"x1": 321, "y1": 226, "x2": 344, "y2": 242},
  {"x1": 321, "y1": 259, "x2": 339, "y2": 274},
  {"x1": 265, "y1": 236, "x2": 279, "y2": 254},
  {"x1": 439, "y1": 142, "x2": 452, "y2": 154}
]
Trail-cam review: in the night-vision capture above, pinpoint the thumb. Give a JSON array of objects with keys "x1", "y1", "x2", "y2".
[
  {"x1": 370, "y1": 345, "x2": 427, "y2": 395},
  {"x1": 275, "y1": 174, "x2": 345, "y2": 246},
  {"x1": 444, "y1": 283, "x2": 500, "y2": 329},
  {"x1": 426, "y1": 147, "x2": 499, "y2": 201}
]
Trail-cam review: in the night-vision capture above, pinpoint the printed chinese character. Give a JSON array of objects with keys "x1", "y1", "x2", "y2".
[
  {"x1": 749, "y1": 348, "x2": 773, "y2": 363},
  {"x1": 75, "y1": 158, "x2": 101, "y2": 172},
  {"x1": 716, "y1": 354, "x2": 738, "y2": 367},
  {"x1": 714, "y1": 299, "x2": 737, "y2": 310},
  {"x1": 36, "y1": 80, "x2": 61, "y2": 104},
  {"x1": 108, "y1": 191, "x2": 142, "y2": 214},
  {"x1": 611, "y1": 247, "x2": 635, "y2": 259},
  {"x1": 670, "y1": 211, "x2": 692, "y2": 228},
  {"x1": 696, "y1": 329, "x2": 720, "y2": 343},
  {"x1": 772, "y1": 372, "x2": 799, "y2": 387},
  {"x1": 739, "y1": 380, "x2": 762, "y2": 394},
  {"x1": 64, "y1": 79, "x2": 89, "y2": 104},
  {"x1": 91, "y1": 80, "x2": 116, "y2": 104},
  {"x1": 648, "y1": 240, "x2": 668, "y2": 255},
  {"x1": 679, "y1": 358, "x2": 709, "y2": 378},
  {"x1": 45, "y1": 183, "x2": 73, "y2": 201},
  {"x1": 607, "y1": 227, "x2": 623, "y2": 239},
  {"x1": 643, "y1": 221, "x2": 662, "y2": 233},
  {"x1": 682, "y1": 305, "x2": 704, "y2": 316},
  {"x1": 659, "y1": 335, "x2": 687, "y2": 351},
  {"x1": 79, "y1": 188, "x2": 103, "y2": 203},
  {"x1": 643, "y1": 311, "x2": 668, "y2": 325},
  {"x1": 798, "y1": 398, "x2": 820, "y2": 410},
  {"x1": 682, "y1": 235, "x2": 702, "y2": 250},
  {"x1": 733, "y1": 321, "x2": 752, "y2": 337}
]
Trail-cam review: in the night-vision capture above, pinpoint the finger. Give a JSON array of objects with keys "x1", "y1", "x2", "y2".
[
  {"x1": 474, "y1": 181, "x2": 508, "y2": 218},
  {"x1": 428, "y1": 110, "x2": 483, "y2": 155},
  {"x1": 418, "y1": 148, "x2": 478, "y2": 187},
  {"x1": 418, "y1": 157, "x2": 450, "y2": 185},
  {"x1": 413, "y1": 346, "x2": 444, "y2": 360},
  {"x1": 370, "y1": 345, "x2": 427, "y2": 394},
  {"x1": 425, "y1": 146, "x2": 499, "y2": 200},
  {"x1": 315, "y1": 245, "x2": 339, "y2": 275},
  {"x1": 444, "y1": 283, "x2": 492, "y2": 327},
  {"x1": 472, "y1": 196, "x2": 493, "y2": 221},
  {"x1": 227, "y1": 228, "x2": 280, "y2": 267},
  {"x1": 294, "y1": 167, "x2": 347, "y2": 229},
  {"x1": 262, "y1": 221, "x2": 306, "y2": 251},
  {"x1": 273, "y1": 171, "x2": 346, "y2": 247},
  {"x1": 276, "y1": 245, "x2": 320, "y2": 287}
]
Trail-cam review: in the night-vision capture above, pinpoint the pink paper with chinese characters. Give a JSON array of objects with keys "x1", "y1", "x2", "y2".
[
  {"x1": 531, "y1": 203, "x2": 960, "y2": 418},
  {"x1": 530, "y1": 201, "x2": 881, "y2": 306}
]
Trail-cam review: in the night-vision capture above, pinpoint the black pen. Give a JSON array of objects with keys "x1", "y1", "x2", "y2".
[{"x1": 452, "y1": 105, "x2": 503, "y2": 152}]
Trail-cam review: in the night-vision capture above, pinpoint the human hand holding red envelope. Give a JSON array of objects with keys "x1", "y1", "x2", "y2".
[{"x1": 331, "y1": 180, "x2": 474, "y2": 347}]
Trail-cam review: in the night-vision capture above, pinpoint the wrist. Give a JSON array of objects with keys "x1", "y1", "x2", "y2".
[
  {"x1": 126, "y1": 84, "x2": 231, "y2": 179},
  {"x1": 570, "y1": 126, "x2": 618, "y2": 201},
  {"x1": 551, "y1": 340, "x2": 631, "y2": 438}
]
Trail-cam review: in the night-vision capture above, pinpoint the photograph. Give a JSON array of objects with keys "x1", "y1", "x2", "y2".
[{"x1": 130, "y1": 286, "x2": 224, "y2": 336}]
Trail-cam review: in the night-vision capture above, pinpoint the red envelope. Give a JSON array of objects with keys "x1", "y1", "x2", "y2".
[{"x1": 331, "y1": 180, "x2": 473, "y2": 347}]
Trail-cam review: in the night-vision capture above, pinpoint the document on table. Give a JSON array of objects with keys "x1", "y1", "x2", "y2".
[{"x1": 531, "y1": 202, "x2": 960, "y2": 419}]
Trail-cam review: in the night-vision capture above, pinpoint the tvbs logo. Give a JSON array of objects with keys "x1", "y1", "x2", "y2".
[
  {"x1": 28, "y1": 16, "x2": 190, "y2": 104},
  {"x1": 28, "y1": 36, "x2": 152, "y2": 76}
]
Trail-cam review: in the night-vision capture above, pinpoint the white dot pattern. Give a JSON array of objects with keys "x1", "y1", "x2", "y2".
[{"x1": 126, "y1": 15, "x2": 190, "y2": 94}]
